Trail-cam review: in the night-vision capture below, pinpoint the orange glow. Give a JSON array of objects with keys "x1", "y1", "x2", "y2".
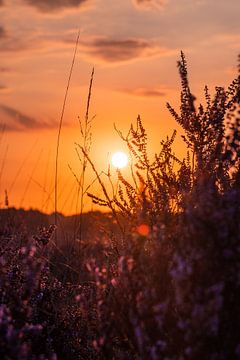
[
  {"x1": 137, "y1": 224, "x2": 150, "y2": 237},
  {"x1": 0, "y1": 1, "x2": 238, "y2": 214}
]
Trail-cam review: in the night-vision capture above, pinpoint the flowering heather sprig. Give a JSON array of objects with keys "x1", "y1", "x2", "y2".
[{"x1": 33, "y1": 224, "x2": 57, "y2": 246}]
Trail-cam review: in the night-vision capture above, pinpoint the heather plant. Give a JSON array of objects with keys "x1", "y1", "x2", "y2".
[
  {"x1": 0, "y1": 222, "x2": 101, "y2": 359},
  {"x1": 82, "y1": 52, "x2": 240, "y2": 358},
  {"x1": 0, "y1": 227, "x2": 56, "y2": 359}
]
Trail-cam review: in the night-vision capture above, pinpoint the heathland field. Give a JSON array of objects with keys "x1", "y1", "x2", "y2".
[{"x1": 0, "y1": 53, "x2": 240, "y2": 359}]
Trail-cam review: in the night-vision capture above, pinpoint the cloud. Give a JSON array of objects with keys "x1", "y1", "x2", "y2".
[
  {"x1": 119, "y1": 87, "x2": 166, "y2": 98},
  {"x1": 0, "y1": 105, "x2": 58, "y2": 131},
  {"x1": 0, "y1": 29, "x2": 173, "y2": 63},
  {"x1": 22, "y1": 0, "x2": 88, "y2": 13},
  {"x1": 0, "y1": 0, "x2": 4, "y2": 6},
  {"x1": 133, "y1": 0, "x2": 167, "y2": 9},
  {"x1": 0, "y1": 28, "x2": 66, "y2": 53},
  {"x1": 0, "y1": 39, "x2": 28, "y2": 53},
  {"x1": 0, "y1": 26, "x2": 31, "y2": 53},
  {"x1": 82, "y1": 37, "x2": 172, "y2": 64},
  {"x1": 0, "y1": 27, "x2": 78, "y2": 54}
]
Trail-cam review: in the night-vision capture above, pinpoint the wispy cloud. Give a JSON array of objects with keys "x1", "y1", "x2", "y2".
[
  {"x1": 119, "y1": 87, "x2": 166, "y2": 98},
  {"x1": 0, "y1": 28, "x2": 69, "y2": 53},
  {"x1": 0, "y1": 36, "x2": 31, "y2": 52},
  {"x1": 133, "y1": 0, "x2": 167, "y2": 9},
  {"x1": 0, "y1": 25, "x2": 173, "y2": 63},
  {"x1": 0, "y1": 105, "x2": 58, "y2": 131},
  {"x1": 0, "y1": 27, "x2": 78, "y2": 54},
  {"x1": 22, "y1": 0, "x2": 89, "y2": 13},
  {"x1": 0, "y1": 26, "x2": 32, "y2": 53},
  {"x1": 81, "y1": 37, "x2": 174, "y2": 64}
]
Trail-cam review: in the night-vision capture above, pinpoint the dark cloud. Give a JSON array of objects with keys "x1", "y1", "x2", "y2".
[
  {"x1": 119, "y1": 87, "x2": 166, "y2": 97},
  {"x1": 83, "y1": 38, "x2": 166, "y2": 63},
  {"x1": 22, "y1": 0, "x2": 88, "y2": 12},
  {"x1": 133, "y1": 0, "x2": 167, "y2": 9},
  {"x1": 0, "y1": 0, "x2": 4, "y2": 6},
  {"x1": 0, "y1": 105, "x2": 57, "y2": 131}
]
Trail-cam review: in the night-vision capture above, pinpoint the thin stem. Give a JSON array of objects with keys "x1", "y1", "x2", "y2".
[
  {"x1": 76, "y1": 68, "x2": 95, "y2": 245},
  {"x1": 55, "y1": 30, "x2": 80, "y2": 234},
  {"x1": 79, "y1": 146, "x2": 125, "y2": 237}
]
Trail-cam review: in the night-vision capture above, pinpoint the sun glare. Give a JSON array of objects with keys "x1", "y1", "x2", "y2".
[{"x1": 111, "y1": 151, "x2": 128, "y2": 169}]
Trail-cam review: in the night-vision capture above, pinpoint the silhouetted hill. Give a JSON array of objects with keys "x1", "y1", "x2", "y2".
[{"x1": 0, "y1": 207, "x2": 118, "y2": 244}]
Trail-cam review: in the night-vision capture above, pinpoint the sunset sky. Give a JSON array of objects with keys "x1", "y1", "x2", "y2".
[{"x1": 0, "y1": 0, "x2": 239, "y2": 214}]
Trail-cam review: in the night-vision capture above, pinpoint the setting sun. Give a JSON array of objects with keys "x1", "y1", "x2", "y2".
[{"x1": 111, "y1": 151, "x2": 129, "y2": 169}]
